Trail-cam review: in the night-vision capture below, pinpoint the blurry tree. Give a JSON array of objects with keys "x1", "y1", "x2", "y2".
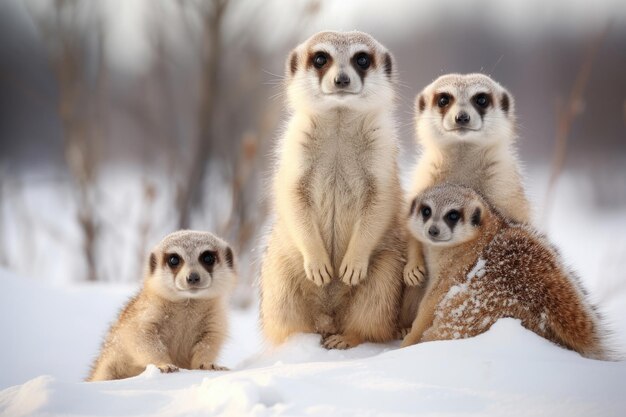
[
  {"x1": 26, "y1": 0, "x2": 107, "y2": 281},
  {"x1": 138, "y1": 0, "x2": 321, "y2": 305}
]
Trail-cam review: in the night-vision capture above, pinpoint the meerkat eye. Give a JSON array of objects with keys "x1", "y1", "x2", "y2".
[
  {"x1": 313, "y1": 52, "x2": 328, "y2": 69},
  {"x1": 474, "y1": 93, "x2": 490, "y2": 108},
  {"x1": 421, "y1": 206, "x2": 432, "y2": 218},
  {"x1": 200, "y1": 251, "x2": 216, "y2": 266},
  {"x1": 355, "y1": 53, "x2": 370, "y2": 70},
  {"x1": 167, "y1": 254, "x2": 181, "y2": 267},
  {"x1": 446, "y1": 210, "x2": 461, "y2": 222},
  {"x1": 437, "y1": 94, "x2": 451, "y2": 108}
]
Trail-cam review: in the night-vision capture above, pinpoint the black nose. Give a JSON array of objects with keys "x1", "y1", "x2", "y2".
[
  {"x1": 455, "y1": 111, "x2": 470, "y2": 125},
  {"x1": 187, "y1": 272, "x2": 201, "y2": 285},
  {"x1": 334, "y1": 72, "x2": 351, "y2": 87},
  {"x1": 428, "y1": 225, "x2": 440, "y2": 237}
]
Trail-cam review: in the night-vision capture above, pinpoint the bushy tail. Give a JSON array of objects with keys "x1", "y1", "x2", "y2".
[{"x1": 543, "y1": 273, "x2": 612, "y2": 360}]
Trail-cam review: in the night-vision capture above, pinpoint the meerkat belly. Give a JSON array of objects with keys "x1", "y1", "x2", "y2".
[
  {"x1": 160, "y1": 312, "x2": 203, "y2": 368},
  {"x1": 312, "y1": 148, "x2": 369, "y2": 267}
]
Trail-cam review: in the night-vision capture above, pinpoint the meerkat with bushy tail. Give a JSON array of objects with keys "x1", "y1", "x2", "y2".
[
  {"x1": 400, "y1": 74, "x2": 531, "y2": 330},
  {"x1": 260, "y1": 31, "x2": 405, "y2": 349},
  {"x1": 88, "y1": 230, "x2": 236, "y2": 381},
  {"x1": 401, "y1": 184, "x2": 609, "y2": 360}
]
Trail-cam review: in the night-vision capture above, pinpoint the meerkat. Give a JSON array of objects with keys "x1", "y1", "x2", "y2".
[
  {"x1": 401, "y1": 184, "x2": 608, "y2": 360},
  {"x1": 259, "y1": 30, "x2": 405, "y2": 349},
  {"x1": 88, "y1": 230, "x2": 236, "y2": 381},
  {"x1": 400, "y1": 73, "x2": 531, "y2": 330}
]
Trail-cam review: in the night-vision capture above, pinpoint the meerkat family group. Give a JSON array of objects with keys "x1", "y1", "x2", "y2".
[{"x1": 89, "y1": 30, "x2": 609, "y2": 381}]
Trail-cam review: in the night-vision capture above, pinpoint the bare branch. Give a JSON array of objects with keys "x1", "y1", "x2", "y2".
[{"x1": 542, "y1": 24, "x2": 610, "y2": 226}]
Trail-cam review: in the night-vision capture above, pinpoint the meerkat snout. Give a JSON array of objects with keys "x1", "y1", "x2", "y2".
[
  {"x1": 454, "y1": 110, "x2": 471, "y2": 126},
  {"x1": 334, "y1": 72, "x2": 351, "y2": 87},
  {"x1": 186, "y1": 272, "x2": 201, "y2": 285}
]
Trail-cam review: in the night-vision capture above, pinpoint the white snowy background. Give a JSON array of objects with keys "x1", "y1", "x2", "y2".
[{"x1": 1, "y1": 0, "x2": 626, "y2": 416}]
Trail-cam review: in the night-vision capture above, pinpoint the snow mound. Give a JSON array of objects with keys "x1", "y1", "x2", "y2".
[
  {"x1": 2, "y1": 262, "x2": 626, "y2": 416},
  {"x1": 2, "y1": 318, "x2": 626, "y2": 417}
]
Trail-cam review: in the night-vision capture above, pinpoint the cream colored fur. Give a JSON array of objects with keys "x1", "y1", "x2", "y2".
[
  {"x1": 260, "y1": 31, "x2": 405, "y2": 349},
  {"x1": 88, "y1": 231, "x2": 235, "y2": 381}
]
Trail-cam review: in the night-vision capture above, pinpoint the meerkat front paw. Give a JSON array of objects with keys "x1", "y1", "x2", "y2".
[
  {"x1": 397, "y1": 327, "x2": 411, "y2": 339},
  {"x1": 157, "y1": 364, "x2": 179, "y2": 374},
  {"x1": 403, "y1": 262, "x2": 426, "y2": 286},
  {"x1": 199, "y1": 363, "x2": 229, "y2": 371},
  {"x1": 339, "y1": 256, "x2": 369, "y2": 286},
  {"x1": 303, "y1": 256, "x2": 333, "y2": 286},
  {"x1": 322, "y1": 334, "x2": 361, "y2": 350}
]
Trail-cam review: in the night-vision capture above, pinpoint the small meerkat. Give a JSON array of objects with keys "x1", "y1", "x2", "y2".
[
  {"x1": 401, "y1": 184, "x2": 608, "y2": 360},
  {"x1": 260, "y1": 30, "x2": 405, "y2": 349},
  {"x1": 88, "y1": 230, "x2": 236, "y2": 381},
  {"x1": 400, "y1": 73, "x2": 531, "y2": 330}
]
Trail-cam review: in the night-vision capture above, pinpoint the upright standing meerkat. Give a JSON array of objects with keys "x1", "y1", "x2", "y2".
[
  {"x1": 400, "y1": 73, "x2": 531, "y2": 329},
  {"x1": 260, "y1": 30, "x2": 405, "y2": 349},
  {"x1": 88, "y1": 230, "x2": 236, "y2": 381},
  {"x1": 401, "y1": 184, "x2": 608, "y2": 360}
]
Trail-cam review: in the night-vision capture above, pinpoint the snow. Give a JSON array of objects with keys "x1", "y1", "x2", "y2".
[{"x1": 1, "y1": 266, "x2": 626, "y2": 417}]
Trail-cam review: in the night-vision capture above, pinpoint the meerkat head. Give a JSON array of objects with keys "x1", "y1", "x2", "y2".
[
  {"x1": 285, "y1": 30, "x2": 395, "y2": 114},
  {"x1": 415, "y1": 73, "x2": 515, "y2": 148},
  {"x1": 408, "y1": 184, "x2": 490, "y2": 247},
  {"x1": 145, "y1": 230, "x2": 236, "y2": 301}
]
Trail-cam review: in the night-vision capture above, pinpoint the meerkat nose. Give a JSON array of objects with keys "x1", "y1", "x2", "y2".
[
  {"x1": 455, "y1": 111, "x2": 471, "y2": 125},
  {"x1": 187, "y1": 272, "x2": 201, "y2": 285},
  {"x1": 334, "y1": 72, "x2": 351, "y2": 87},
  {"x1": 428, "y1": 225, "x2": 440, "y2": 237}
]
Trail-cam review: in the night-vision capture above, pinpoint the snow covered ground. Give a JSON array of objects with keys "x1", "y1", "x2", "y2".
[
  {"x1": 1, "y1": 170, "x2": 626, "y2": 416},
  {"x1": 1, "y1": 267, "x2": 625, "y2": 417}
]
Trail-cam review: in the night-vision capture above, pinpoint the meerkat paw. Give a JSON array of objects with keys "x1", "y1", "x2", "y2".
[
  {"x1": 339, "y1": 256, "x2": 369, "y2": 286},
  {"x1": 322, "y1": 334, "x2": 361, "y2": 350},
  {"x1": 199, "y1": 363, "x2": 229, "y2": 371},
  {"x1": 303, "y1": 256, "x2": 333, "y2": 286},
  {"x1": 403, "y1": 262, "x2": 426, "y2": 286},
  {"x1": 157, "y1": 364, "x2": 179, "y2": 374},
  {"x1": 396, "y1": 327, "x2": 411, "y2": 339}
]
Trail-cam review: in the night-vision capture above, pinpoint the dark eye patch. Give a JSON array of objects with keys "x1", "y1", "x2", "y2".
[
  {"x1": 307, "y1": 50, "x2": 332, "y2": 83},
  {"x1": 164, "y1": 253, "x2": 183, "y2": 274},
  {"x1": 433, "y1": 92, "x2": 454, "y2": 116},
  {"x1": 471, "y1": 92, "x2": 493, "y2": 119},
  {"x1": 443, "y1": 209, "x2": 463, "y2": 230},
  {"x1": 351, "y1": 51, "x2": 375, "y2": 83},
  {"x1": 199, "y1": 250, "x2": 218, "y2": 273}
]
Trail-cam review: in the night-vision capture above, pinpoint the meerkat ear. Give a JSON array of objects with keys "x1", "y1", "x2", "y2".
[
  {"x1": 225, "y1": 246, "x2": 234, "y2": 268},
  {"x1": 409, "y1": 197, "x2": 419, "y2": 216},
  {"x1": 470, "y1": 205, "x2": 482, "y2": 226},
  {"x1": 500, "y1": 92, "x2": 510, "y2": 115},
  {"x1": 149, "y1": 253, "x2": 157, "y2": 274},
  {"x1": 383, "y1": 52, "x2": 393, "y2": 78},
  {"x1": 416, "y1": 94, "x2": 426, "y2": 114},
  {"x1": 287, "y1": 50, "x2": 298, "y2": 77}
]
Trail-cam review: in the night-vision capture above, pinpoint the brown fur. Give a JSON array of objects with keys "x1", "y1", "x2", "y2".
[{"x1": 402, "y1": 185, "x2": 607, "y2": 360}]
